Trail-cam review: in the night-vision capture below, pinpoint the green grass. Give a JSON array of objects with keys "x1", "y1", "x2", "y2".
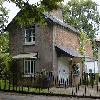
[
  {"x1": 0, "y1": 79, "x2": 48, "y2": 93},
  {"x1": 0, "y1": 79, "x2": 71, "y2": 95}
]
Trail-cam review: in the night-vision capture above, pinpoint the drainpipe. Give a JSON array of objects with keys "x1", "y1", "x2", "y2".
[
  {"x1": 82, "y1": 56, "x2": 85, "y2": 85},
  {"x1": 82, "y1": 59, "x2": 83, "y2": 84},
  {"x1": 94, "y1": 60, "x2": 95, "y2": 73}
]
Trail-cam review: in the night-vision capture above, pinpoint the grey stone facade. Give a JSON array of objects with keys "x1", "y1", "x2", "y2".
[
  {"x1": 7, "y1": 8, "x2": 93, "y2": 86},
  {"x1": 9, "y1": 22, "x2": 54, "y2": 74}
]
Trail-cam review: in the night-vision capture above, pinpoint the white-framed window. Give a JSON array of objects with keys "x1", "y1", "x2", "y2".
[
  {"x1": 25, "y1": 26, "x2": 35, "y2": 44},
  {"x1": 24, "y1": 59, "x2": 35, "y2": 77}
]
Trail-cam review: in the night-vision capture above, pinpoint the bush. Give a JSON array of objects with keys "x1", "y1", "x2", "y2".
[
  {"x1": 94, "y1": 73, "x2": 99, "y2": 85},
  {"x1": 0, "y1": 53, "x2": 17, "y2": 73},
  {"x1": 36, "y1": 70, "x2": 51, "y2": 88}
]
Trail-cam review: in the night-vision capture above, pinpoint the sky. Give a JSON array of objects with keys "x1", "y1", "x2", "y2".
[{"x1": 3, "y1": 0, "x2": 100, "y2": 38}]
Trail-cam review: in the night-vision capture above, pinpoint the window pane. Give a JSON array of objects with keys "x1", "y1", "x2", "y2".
[
  {"x1": 26, "y1": 30, "x2": 31, "y2": 42},
  {"x1": 28, "y1": 61, "x2": 30, "y2": 73},
  {"x1": 33, "y1": 37, "x2": 35, "y2": 41},
  {"x1": 25, "y1": 61, "x2": 27, "y2": 73},
  {"x1": 31, "y1": 61, "x2": 33, "y2": 73},
  {"x1": 30, "y1": 28, "x2": 35, "y2": 33}
]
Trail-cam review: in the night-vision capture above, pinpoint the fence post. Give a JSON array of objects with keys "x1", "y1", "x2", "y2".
[
  {"x1": 55, "y1": 78, "x2": 56, "y2": 86},
  {"x1": 59, "y1": 80, "x2": 60, "y2": 86},
  {"x1": 71, "y1": 71, "x2": 72, "y2": 87},
  {"x1": 76, "y1": 85, "x2": 77, "y2": 93},
  {"x1": 57, "y1": 76, "x2": 58, "y2": 84},
  {"x1": 4, "y1": 72, "x2": 6, "y2": 90},
  {"x1": 31, "y1": 74, "x2": 32, "y2": 85},
  {"x1": 87, "y1": 73, "x2": 88, "y2": 86},
  {"x1": 72, "y1": 89, "x2": 73, "y2": 95},
  {"x1": 9, "y1": 73, "x2": 10, "y2": 91},
  {"x1": 80, "y1": 78, "x2": 81, "y2": 85},
  {"x1": 67, "y1": 78, "x2": 68, "y2": 85},
  {"x1": 65, "y1": 81, "x2": 66, "y2": 89},
  {"x1": 78, "y1": 84, "x2": 79, "y2": 91},
  {"x1": 28, "y1": 86, "x2": 29, "y2": 91},
  {"x1": 91, "y1": 73, "x2": 94, "y2": 88},
  {"x1": 85, "y1": 85, "x2": 86, "y2": 95},
  {"x1": 0, "y1": 72, "x2": 1, "y2": 90},
  {"x1": 13, "y1": 73, "x2": 14, "y2": 91},
  {"x1": 16, "y1": 73, "x2": 17, "y2": 91}
]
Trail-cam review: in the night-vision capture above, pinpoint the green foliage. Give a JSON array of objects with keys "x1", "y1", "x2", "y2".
[
  {"x1": 6, "y1": 0, "x2": 63, "y2": 25},
  {"x1": 0, "y1": 53, "x2": 16, "y2": 73},
  {"x1": 94, "y1": 73, "x2": 99, "y2": 85},
  {"x1": 63, "y1": 0, "x2": 100, "y2": 41},
  {"x1": 92, "y1": 40, "x2": 98, "y2": 59},
  {"x1": 0, "y1": 32, "x2": 16, "y2": 73},
  {"x1": 36, "y1": 70, "x2": 50, "y2": 88},
  {"x1": 72, "y1": 62, "x2": 79, "y2": 74},
  {"x1": 79, "y1": 30, "x2": 91, "y2": 56},
  {"x1": 0, "y1": 0, "x2": 9, "y2": 33},
  {"x1": 0, "y1": 32, "x2": 9, "y2": 53}
]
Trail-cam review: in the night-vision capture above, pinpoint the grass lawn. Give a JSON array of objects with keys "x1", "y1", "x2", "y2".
[
  {"x1": 0, "y1": 80, "x2": 50, "y2": 93},
  {"x1": 0, "y1": 79, "x2": 72, "y2": 95}
]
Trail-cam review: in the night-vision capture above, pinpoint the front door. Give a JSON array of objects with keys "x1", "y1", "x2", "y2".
[{"x1": 58, "y1": 57, "x2": 69, "y2": 85}]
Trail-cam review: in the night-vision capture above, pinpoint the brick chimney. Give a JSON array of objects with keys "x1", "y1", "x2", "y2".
[{"x1": 49, "y1": 5, "x2": 63, "y2": 22}]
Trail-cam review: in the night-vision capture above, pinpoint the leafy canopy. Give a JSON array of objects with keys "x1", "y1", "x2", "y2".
[
  {"x1": 6, "y1": 0, "x2": 63, "y2": 25},
  {"x1": 0, "y1": 0, "x2": 9, "y2": 34},
  {"x1": 63, "y1": 0, "x2": 100, "y2": 41},
  {"x1": 0, "y1": 0, "x2": 64, "y2": 73}
]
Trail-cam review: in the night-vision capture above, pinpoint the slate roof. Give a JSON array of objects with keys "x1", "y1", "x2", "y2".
[
  {"x1": 55, "y1": 45, "x2": 84, "y2": 58},
  {"x1": 43, "y1": 12, "x2": 80, "y2": 34},
  {"x1": 6, "y1": 10, "x2": 80, "y2": 35}
]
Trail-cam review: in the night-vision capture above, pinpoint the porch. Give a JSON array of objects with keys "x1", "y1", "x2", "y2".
[{"x1": 55, "y1": 45, "x2": 84, "y2": 86}]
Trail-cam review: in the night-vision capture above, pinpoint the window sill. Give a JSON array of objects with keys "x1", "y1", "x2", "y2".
[
  {"x1": 22, "y1": 74, "x2": 35, "y2": 77},
  {"x1": 23, "y1": 42, "x2": 35, "y2": 46}
]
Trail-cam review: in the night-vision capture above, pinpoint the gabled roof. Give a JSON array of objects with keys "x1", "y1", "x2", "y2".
[
  {"x1": 43, "y1": 12, "x2": 80, "y2": 34},
  {"x1": 5, "y1": 10, "x2": 80, "y2": 35}
]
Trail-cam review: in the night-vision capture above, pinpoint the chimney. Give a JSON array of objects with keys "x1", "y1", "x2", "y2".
[{"x1": 49, "y1": 4, "x2": 63, "y2": 22}]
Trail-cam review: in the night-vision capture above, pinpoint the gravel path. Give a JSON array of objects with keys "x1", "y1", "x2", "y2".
[
  {"x1": 0, "y1": 91, "x2": 97, "y2": 100},
  {"x1": 43, "y1": 85, "x2": 100, "y2": 97}
]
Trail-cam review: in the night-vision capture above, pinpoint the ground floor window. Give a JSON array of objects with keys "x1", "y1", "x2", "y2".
[{"x1": 24, "y1": 59, "x2": 35, "y2": 75}]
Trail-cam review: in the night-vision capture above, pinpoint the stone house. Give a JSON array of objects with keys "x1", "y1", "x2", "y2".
[{"x1": 6, "y1": 7, "x2": 93, "y2": 86}]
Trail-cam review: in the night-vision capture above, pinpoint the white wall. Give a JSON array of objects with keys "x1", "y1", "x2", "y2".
[
  {"x1": 85, "y1": 60, "x2": 98, "y2": 73},
  {"x1": 58, "y1": 57, "x2": 69, "y2": 84}
]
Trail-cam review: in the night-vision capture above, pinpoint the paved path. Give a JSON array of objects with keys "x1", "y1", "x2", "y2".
[
  {"x1": 0, "y1": 91, "x2": 97, "y2": 100},
  {"x1": 44, "y1": 85, "x2": 100, "y2": 96}
]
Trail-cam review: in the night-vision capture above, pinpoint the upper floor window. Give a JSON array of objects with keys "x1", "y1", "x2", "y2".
[{"x1": 25, "y1": 25, "x2": 35, "y2": 44}]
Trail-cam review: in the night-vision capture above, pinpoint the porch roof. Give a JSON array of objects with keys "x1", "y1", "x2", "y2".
[
  {"x1": 55, "y1": 45, "x2": 84, "y2": 58},
  {"x1": 12, "y1": 53, "x2": 37, "y2": 59}
]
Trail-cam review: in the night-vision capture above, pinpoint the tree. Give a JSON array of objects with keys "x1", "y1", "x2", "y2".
[
  {"x1": 63, "y1": 0, "x2": 100, "y2": 41},
  {"x1": 0, "y1": 32, "x2": 9, "y2": 54},
  {"x1": 0, "y1": 0, "x2": 9, "y2": 34},
  {"x1": 0, "y1": 32, "x2": 16, "y2": 73},
  {"x1": 5, "y1": 0, "x2": 63, "y2": 25},
  {"x1": 0, "y1": 0, "x2": 64, "y2": 72},
  {"x1": 79, "y1": 30, "x2": 91, "y2": 56}
]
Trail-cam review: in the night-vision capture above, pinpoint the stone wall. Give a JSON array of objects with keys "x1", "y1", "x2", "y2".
[{"x1": 9, "y1": 22, "x2": 54, "y2": 74}]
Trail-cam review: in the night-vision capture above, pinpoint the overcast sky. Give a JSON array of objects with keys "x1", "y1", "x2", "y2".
[{"x1": 3, "y1": 0, "x2": 100, "y2": 38}]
